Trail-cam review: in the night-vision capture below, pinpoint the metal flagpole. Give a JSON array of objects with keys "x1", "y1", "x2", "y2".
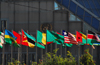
[
  {"x1": 60, "y1": 30, "x2": 62, "y2": 57},
  {"x1": 78, "y1": 43, "x2": 80, "y2": 65},
  {"x1": 46, "y1": 29, "x2": 47, "y2": 54},
  {"x1": 11, "y1": 30, "x2": 13, "y2": 62},
  {"x1": 45, "y1": 29, "x2": 48, "y2": 64},
  {"x1": 86, "y1": 30, "x2": 88, "y2": 49},
  {"x1": 26, "y1": 1, "x2": 29, "y2": 64},
  {"x1": 2, "y1": 28, "x2": 5, "y2": 65},
  {"x1": 18, "y1": 31, "x2": 22, "y2": 65},
  {"x1": 65, "y1": 45, "x2": 67, "y2": 57},
  {"x1": 26, "y1": 31, "x2": 29, "y2": 65},
  {"x1": 76, "y1": 31, "x2": 80, "y2": 65},
  {"x1": 36, "y1": 30, "x2": 37, "y2": 62},
  {"x1": 77, "y1": 32, "x2": 80, "y2": 65},
  {"x1": 18, "y1": 35, "x2": 20, "y2": 65}
]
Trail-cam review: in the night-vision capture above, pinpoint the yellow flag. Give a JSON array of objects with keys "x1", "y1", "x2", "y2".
[{"x1": 42, "y1": 33, "x2": 46, "y2": 45}]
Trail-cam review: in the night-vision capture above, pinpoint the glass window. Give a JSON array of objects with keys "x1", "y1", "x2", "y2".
[
  {"x1": 54, "y1": 2, "x2": 59, "y2": 10},
  {"x1": 69, "y1": 13, "x2": 81, "y2": 21}
]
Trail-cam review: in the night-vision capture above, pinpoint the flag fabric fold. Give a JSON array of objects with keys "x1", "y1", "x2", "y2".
[
  {"x1": 50, "y1": 30, "x2": 73, "y2": 47},
  {"x1": 95, "y1": 34, "x2": 100, "y2": 42},
  {"x1": 24, "y1": 30, "x2": 45, "y2": 49},
  {"x1": 76, "y1": 31, "x2": 82, "y2": 43},
  {"x1": 0, "y1": 32, "x2": 4, "y2": 48},
  {"x1": 22, "y1": 30, "x2": 29, "y2": 46},
  {"x1": 63, "y1": 30, "x2": 78, "y2": 44},
  {"x1": 5, "y1": 29, "x2": 20, "y2": 47},
  {"x1": 37, "y1": 30, "x2": 46, "y2": 45},
  {"x1": 80, "y1": 32, "x2": 87, "y2": 45},
  {"x1": 87, "y1": 30, "x2": 98, "y2": 45},
  {"x1": 37, "y1": 30, "x2": 53, "y2": 45},
  {"x1": 22, "y1": 30, "x2": 35, "y2": 48},
  {"x1": 13, "y1": 31, "x2": 21, "y2": 44}
]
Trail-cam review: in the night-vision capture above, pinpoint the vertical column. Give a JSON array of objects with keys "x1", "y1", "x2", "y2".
[
  {"x1": 26, "y1": 2, "x2": 29, "y2": 65},
  {"x1": 78, "y1": 44, "x2": 80, "y2": 65}
]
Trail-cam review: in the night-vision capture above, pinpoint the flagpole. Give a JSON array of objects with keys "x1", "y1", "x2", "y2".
[
  {"x1": 78, "y1": 43, "x2": 80, "y2": 65},
  {"x1": 11, "y1": 30, "x2": 13, "y2": 62},
  {"x1": 2, "y1": 28, "x2": 5, "y2": 65},
  {"x1": 36, "y1": 30, "x2": 37, "y2": 63},
  {"x1": 18, "y1": 31, "x2": 22, "y2": 65},
  {"x1": 65, "y1": 45, "x2": 67, "y2": 57},
  {"x1": 26, "y1": 30, "x2": 29, "y2": 65},
  {"x1": 18, "y1": 37, "x2": 20, "y2": 65},
  {"x1": 76, "y1": 31, "x2": 80, "y2": 65},
  {"x1": 45, "y1": 29, "x2": 48, "y2": 64},
  {"x1": 60, "y1": 30, "x2": 62, "y2": 57},
  {"x1": 86, "y1": 30, "x2": 88, "y2": 49},
  {"x1": 46, "y1": 29, "x2": 47, "y2": 54}
]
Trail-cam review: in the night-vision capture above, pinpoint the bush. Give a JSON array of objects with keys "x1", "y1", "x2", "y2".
[
  {"x1": 37, "y1": 48, "x2": 76, "y2": 65},
  {"x1": 80, "y1": 49, "x2": 96, "y2": 65}
]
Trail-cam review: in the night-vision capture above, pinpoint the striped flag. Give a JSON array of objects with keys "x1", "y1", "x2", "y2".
[
  {"x1": 87, "y1": 30, "x2": 98, "y2": 45},
  {"x1": 95, "y1": 34, "x2": 100, "y2": 42},
  {"x1": 87, "y1": 30, "x2": 96, "y2": 40},
  {"x1": 63, "y1": 30, "x2": 78, "y2": 44},
  {"x1": 0, "y1": 32, "x2": 4, "y2": 48}
]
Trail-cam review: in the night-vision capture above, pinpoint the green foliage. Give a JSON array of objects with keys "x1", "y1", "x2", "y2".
[
  {"x1": 7, "y1": 58, "x2": 25, "y2": 65},
  {"x1": 37, "y1": 48, "x2": 76, "y2": 65},
  {"x1": 80, "y1": 49, "x2": 96, "y2": 65}
]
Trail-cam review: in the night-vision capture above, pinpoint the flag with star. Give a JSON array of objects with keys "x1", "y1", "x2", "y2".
[
  {"x1": 76, "y1": 31, "x2": 82, "y2": 43},
  {"x1": 63, "y1": 30, "x2": 78, "y2": 44}
]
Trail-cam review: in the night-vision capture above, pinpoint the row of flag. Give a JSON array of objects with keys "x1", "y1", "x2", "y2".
[
  {"x1": 63, "y1": 30, "x2": 100, "y2": 46},
  {"x1": 0, "y1": 29, "x2": 100, "y2": 49}
]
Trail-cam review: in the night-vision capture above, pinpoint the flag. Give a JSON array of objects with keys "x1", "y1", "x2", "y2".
[
  {"x1": 53, "y1": 31, "x2": 73, "y2": 47},
  {"x1": 95, "y1": 34, "x2": 100, "y2": 42},
  {"x1": 63, "y1": 30, "x2": 78, "y2": 44},
  {"x1": 93, "y1": 43, "x2": 100, "y2": 46},
  {"x1": 37, "y1": 30, "x2": 53, "y2": 45},
  {"x1": 76, "y1": 31, "x2": 82, "y2": 43},
  {"x1": 51, "y1": 31, "x2": 64, "y2": 45},
  {"x1": 35, "y1": 43, "x2": 45, "y2": 49},
  {"x1": 22, "y1": 30, "x2": 29, "y2": 46},
  {"x1": 22, "y1": 30, "x2": 35, "y2": 48},
  {"x1": 37, "y1": 30, "x2": 46, "y2": 45},
  {"x1": 47, "y1": 30, "x2": 73, "y2": 47},
  {"x1": 5, "y1": 29, "x2": 20, "y2": 47},
  {"x1": 47, "y1": 30, "x2": 57, "y2": 43},
  {"x1": 0, "y1": 32, "x2": 4, "y2": 48},
  {"x1": 62, "y1": 43, "x2": 73, "y2": 48},
  {"x1": 24, "y1": 30, "x2": 45, "y2": 49},
  {"x1": 13, "y1": 31, "x2": 21, "y2": 44},
  {"x1": 80, "y1": 32, "x2": 87, "y2": 45},
  {"x1": 87, "y1": 30, "x2": 98, "y2": 45},
  {"x1": 47, "y1": 30, "x2": 62, "y2": 45}
]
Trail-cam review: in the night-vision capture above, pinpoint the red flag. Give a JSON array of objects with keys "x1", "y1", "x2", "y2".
[
  {"x1": 22, "y1": 30, "x2": 29, "y2": 46},
  {"x1": 76, "y1": 31, "x2": 82, "y2": 43},
  {"x1": 47, "y1": 41, "x2": 53, "y2": 45},
  {"x1": 13, "y1": 31, "x2": 21, "y2": 44}
]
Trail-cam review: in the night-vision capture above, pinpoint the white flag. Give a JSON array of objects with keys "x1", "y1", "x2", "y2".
[{"x1": 0, "y1": 32, "x2": 4, "y2": 48}]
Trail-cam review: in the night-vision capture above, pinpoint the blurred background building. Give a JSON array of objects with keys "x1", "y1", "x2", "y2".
[{"x1": 0, "y1": 0, "x2": 100, "y2": 65}]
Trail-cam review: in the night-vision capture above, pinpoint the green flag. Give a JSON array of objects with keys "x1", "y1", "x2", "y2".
[
  {"x1": 24, "y1": 30, "x2": 45, "y2": 49},
  {"x1": 47, "y1": 30, "x2": 73, "y2": 47},
  {"x1": 47, "y1": 30, "x2": 57, "y2": 42}
]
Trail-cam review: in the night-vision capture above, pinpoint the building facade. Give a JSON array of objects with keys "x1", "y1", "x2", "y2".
[{"x1": 0, "y1": 0, "x2": 99, "y2": 65}]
